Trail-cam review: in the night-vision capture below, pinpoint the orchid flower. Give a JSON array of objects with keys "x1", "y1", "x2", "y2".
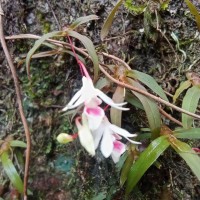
[
  {"x1": 92, "y1": 117, "x2": 140, "y2": 162},
  {"x1": 75, "y1": 114, "x2": 95, "y2": 156},
  {"x1": 62, "y1": 76, "x2": 129, "y2": 112},
  {"x1": 83, "y1": 97, "x2": 105, "y2": 131}
]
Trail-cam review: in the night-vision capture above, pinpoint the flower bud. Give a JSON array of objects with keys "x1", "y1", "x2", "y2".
[{"x1": 57, "y1": 133, "x2": 73, "y2": 144}]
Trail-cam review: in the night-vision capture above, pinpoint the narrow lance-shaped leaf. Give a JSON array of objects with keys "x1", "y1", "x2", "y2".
[
  {"x1": 174, "y1": 128, "x2": 200, "y2": 139},
  {"x1": 10, "y1": 140, "x2": 27, "y2": 148},
  {"x1": 125, "y1": 92, "x2": 144, "y2": 110},
  {"x1": 100, "y1": 0, "x2": 124, "y2": 40},
  {"x1": 125, "y1": 136, "x2": 170, "y2": 196},
  {"x1": 136, "y1": 132, "x2": 151, "y2": 140},
  {"x1": 127, "y1": 70, "x2": 169, "y2": 102},
  {"x1": 1, "y1": 152, "x2": 24, "y2": 193},
  {"x1": 95, "y1": 77, "x2": 110, "y2": 90},
  {"x1": 185, "y1": 0, "x2": 200, "y2": 31},
  {"x1": 133, "y1": 92, "x2": 161, "y2": 138},
  {"x1": 26, "y1": 31, "x2": 62, "y2": 77},
  {"x1": 120, "y1": 155, "x2": 134, "y2": 186},
  {"x1": 67, "y1": 30, "x2": 99, "y2": 81},
  {"x1": 170, "y1": 139, "x2": 200, "y2": 181},
  {"x1": 69, "y1": 15, "x2": 99, "y2": 30},
  {"x1": 173, "y1": 80, "x2": 191, "y2": 103},
  {"x1": 128, "y1": 79, "x2": 161, "y2": 138},
  {"x1": 110, "y1": 86, "x2": 125, "y2": 127},
  {"x1": 182, "y1": 85, "x2": 200, "y2": 129},
  {"x1": 120, "y1": 148, "x2": 136, "y2": 186}
]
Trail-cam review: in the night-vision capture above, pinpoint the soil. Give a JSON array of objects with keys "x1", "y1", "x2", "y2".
[{"x1": 0, "y1": 0, "x2": 200, "y2": 199}]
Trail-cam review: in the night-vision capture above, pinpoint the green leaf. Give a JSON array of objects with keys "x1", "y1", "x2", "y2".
[
  {"x1": 91, "y1": 192, "x2": 106, "y2": 200},
  {"x1": 161, "y1": 0, "x2": 170, "y2": 10},
  {"x1": 69, "y1": 15, "x2": 99, "y2": 30},
  {"x1": 26, "y1": 31, "x2": 62, "y2": 77},
  {"x1": 125, "y1": 92, "x2": 144, "y2": 110},
  {"x1": 174, "y1": 128, "x2": 200, "y2": 139},
  {"x1": 67, "y1": 30, "x2": 99, "y2": 81},
  {"x1": 1, "y1": 152, "x2": 24, "y2": 193},
  {"x1": 120, "y1": 153, "x2": 135, "y2": 186},
  {"x1": 171, "y1": 139, "x2": 200, "y2": 181},
  {"x1": 9, "y1": 140, "x2": 27, "y2": 148},
  {"x1": 133, "y1": 91, "x2": 161, "y2": 138},
  {"x1": 127, "y1": 70, "x2": 169, "y2": 102},
  {"x1": 185, "y1": 0, "x2": 200, "y2": 31},
  {"x1": 95, "y1": 77, "x2": 110, "y2": 90},
  {"x1": 110, "y1": 86, "x2": 125, "y2": 127},
  {"x1": 136, "y1": 132, "x2": 151, "y2": 140},
  {"x1": 173, "y1": 80, "x2": 191, "y2": 103},
  {"x1": 128, "y1": 79, "x2": 161, "y2": 138},
  {"x1": 100, "y1": 0, "x2": 124, "y2": 40},
  {"x1": 124, "y1": 0, "x2": 146, "y2": 14},
  {"x1": 125, "y1": 136, "x2": 170, "y2": 195},
  {"x1": 182, "y1": 86, "x2": 200, "y2": 128}
]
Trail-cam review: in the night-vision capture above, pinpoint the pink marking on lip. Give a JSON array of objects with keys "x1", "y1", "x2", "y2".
[
  {"x1": 86, "y1": 107, "x2": 102, "y2": 116},
  {"x1": 113, "y1": 141, "x2": 124, "y2": 153}
]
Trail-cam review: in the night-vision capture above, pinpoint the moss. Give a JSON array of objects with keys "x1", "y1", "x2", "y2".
[{"x1": 43, "y1": 22, "x2": 51, "y2": 34}]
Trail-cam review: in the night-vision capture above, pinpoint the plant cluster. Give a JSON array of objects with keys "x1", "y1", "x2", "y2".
[{"x1": 0, "y1": 0, "x2": 200, "y2": 199}]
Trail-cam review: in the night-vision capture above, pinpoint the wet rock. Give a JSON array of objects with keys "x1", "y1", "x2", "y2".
[{"x1": 26, "y1": 12, "x2": 35, "y2": 25}]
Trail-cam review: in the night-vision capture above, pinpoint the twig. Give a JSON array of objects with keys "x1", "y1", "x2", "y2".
[
  {"x1": 159, "y1": 107, "x2": 182, "y2": 126},
  {"x1": 0, "y1": 5, "x2": 31, "y2": 200},
  {"x1": 5, "y1": 34, "x2": 89, "y2": 57},
  {"x1": 99, "y1": 64, "x2": 200, "y2": 120},
  {"x1": 5, "y1": 33, "x2": 200, "y2": 120},
  {"x1": 103, "y1": 30, "x2": 135, "y2": 41},
  {"x1": 100, "y1": 52, "x2": 131, "y2": 70}
]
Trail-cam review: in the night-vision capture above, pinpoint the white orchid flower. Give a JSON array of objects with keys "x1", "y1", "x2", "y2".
[
  {"x1": 92, "y1": 117, "x2": 140, "y2": 162},
  {"x1": 62, "y1": 76, "x2": 129, "y2": 112},
  {"x1": 75, "y1": 114, "x2": 95, "y2": 156}
]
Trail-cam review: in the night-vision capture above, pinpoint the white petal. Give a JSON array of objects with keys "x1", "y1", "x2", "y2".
[
  {"x1": 82, "y1": 76, "x2": 95, "y2": 89},
  {"x1": 86, "y1": 97, "x2": 102, "y2": 108},
  {"x1": 78, "y1": 126, "x2": 95, "y2": 156},
  {"x1": 84, "y1": 106, "x2": 105, "y2": 131},
  {"x1": 76, "y1": 115, "x2": 95, "y2": 156},
  {"x1": 109, "y1": 124, "x2": 137, "y2": 138},
  {"x1": 66, "y1": 95, "x2": 85, "y2": 110},
  {"x1": 111, "y1": 141, "x2": 126, "y2": 163},
  {"x1": 100, "y1": 129, "x2": 114, "y2": 158},
  {"x1": 124, "y1": 137, "x2": 141, "y2": 144},
  {"x1": 111, "y1": 151, "x2": 121, "y2": 163},
  {"x1": 92, "y1": 124, "x2": 105, "y2": 149},
  {"x1": 62, "y1": 89, "x2": 82, "y2": 111},
  {"x1": 96, "y1": 89, "x2": 129, "y2": 110},
  {"x1": 82, "y1": 77, "x2": 97, "y2": 103}
]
